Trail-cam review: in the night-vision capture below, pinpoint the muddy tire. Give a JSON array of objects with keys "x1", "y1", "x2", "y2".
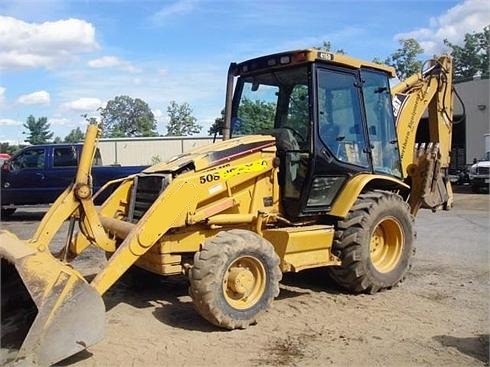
[
  {"x1": 328, "y1": 190, "x2": 415, "y2": 294},
  {"x1": 189, "y1": 229, "x2": 281, "y2": 329}
]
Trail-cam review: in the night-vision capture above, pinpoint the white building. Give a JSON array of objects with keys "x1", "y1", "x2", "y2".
[{"x1": 453, "y1": 76, "x2": 490, "y2": 166}]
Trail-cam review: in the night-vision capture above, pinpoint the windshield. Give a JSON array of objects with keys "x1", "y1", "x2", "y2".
[
  {"x1": 231, "y1": 66, "x2": 310, "y2": 148},
  {"x1": 361, "y1": 69, "x2": 402, "y2": 177},
  {"x1": 316, "y1": 68, "x2": 368, "y2": 167}
]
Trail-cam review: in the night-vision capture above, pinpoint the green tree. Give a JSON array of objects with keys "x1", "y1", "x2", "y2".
[
  {"x1": 385, "y1": 38, "x2": 424, "y2": 80},
  {"x1": 444, "y1": 26, "x2": 489, "y2": 79},
  {"x1": 23, "y1": 115, "x2": 54, "y2": 144},
  {"x1": 99, "y1": 95, "x2": 158, "y2": 138},
  {"x1": 317, "y1": 41, "x2": 345, "y2": 54},
  {"x1": 166, "y1": 101, "x2": 202, "y2": 136},
  {"x1": 371, "y1": 57, "x2": 385, "y2": 65},
  {"x1": 235, "y1": 98, "x2": 276, "y2": 135},
  {"x1": 1, "y1": 142, "x2": 20, "y2": 155},
  {"x1": 288, "y1": 86, "x2": 309, "y2": 131},
  {"x1": 64, "y1": 127, "x2": 85, "y2": 143},
  {"x1": 208, "y1": 109, "x2": 225, "y2": 136},
  {"x1": 81, "y1": 113, "x2": 98, "y2": 126}
]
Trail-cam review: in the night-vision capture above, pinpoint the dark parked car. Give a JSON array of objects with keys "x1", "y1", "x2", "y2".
[{"x1": 1, "y1": 144, "x2": 147, "y2": 217}]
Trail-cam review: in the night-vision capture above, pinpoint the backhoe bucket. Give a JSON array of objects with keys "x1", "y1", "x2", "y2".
[{"x1": 0, "y1": 231, "x2": 105, "y2": 366}]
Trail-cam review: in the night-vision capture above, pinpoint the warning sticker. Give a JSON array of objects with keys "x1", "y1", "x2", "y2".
[{"x1": 219, "y1": 159, "x2": 268, "y2": 180}]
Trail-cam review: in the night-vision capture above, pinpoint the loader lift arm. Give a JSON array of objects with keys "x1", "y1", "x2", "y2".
[{"x1": 391, "y1": 55, "x2": 454, "y2": 214}]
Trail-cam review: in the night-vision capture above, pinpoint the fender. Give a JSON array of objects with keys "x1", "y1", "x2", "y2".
[{"x1": 329, "y1": 173, "x2": 410, "y2": 218}]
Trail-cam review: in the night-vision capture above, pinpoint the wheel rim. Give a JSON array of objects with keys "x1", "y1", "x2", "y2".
[
  {"x1": 370, "y1": 217, "x2": 404, "y2": 273},
  {"x1": 223, "y1": 255, "x2": 266, "y2": 310}
]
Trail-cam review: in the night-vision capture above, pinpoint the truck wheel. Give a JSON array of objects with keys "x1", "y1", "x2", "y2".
[
  {"x1": 328, "y1": 191, "x2": 415, "y2": 294},
  {"x1": 189, "y1": 229, "x2": 281, "y2": 329}
]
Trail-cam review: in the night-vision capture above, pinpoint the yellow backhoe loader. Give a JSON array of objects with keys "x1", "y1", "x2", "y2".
[{"x1": 0, "y1": 49, "x2": 455, "y2": 365}]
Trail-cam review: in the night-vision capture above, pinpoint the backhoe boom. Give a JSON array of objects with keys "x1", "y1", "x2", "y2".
[{"x1": 392, "y1": 56, "x2": 454, "y2": 213}]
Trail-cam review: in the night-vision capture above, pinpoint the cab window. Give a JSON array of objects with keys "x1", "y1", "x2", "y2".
[
  {"x1": 53, "y1": 147, "x2": 78, "y2": 167},
  {"x1": 11, "y1": 148, "x2": 46, "y2": 170},
  {"x1": 317, "y1": 68, "x2": 368, "y2": 167},
  {"x1": 232, "y1": 67, "x2": 311, "y2": 199},
  {"x1": 361, "y1": 69, "x2": 402, "y2": 177}
]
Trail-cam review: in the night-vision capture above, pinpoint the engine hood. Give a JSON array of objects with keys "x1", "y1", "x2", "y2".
[{"x1": 143, "y1": 135, "x2": 276, "y2": 174}]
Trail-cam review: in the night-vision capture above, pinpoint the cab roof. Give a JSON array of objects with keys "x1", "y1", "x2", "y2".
[{"x1": 234, "y1": 48, "x2": 396, "y2": 78}]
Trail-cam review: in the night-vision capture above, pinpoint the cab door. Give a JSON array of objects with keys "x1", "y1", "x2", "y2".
[{"x1": 301, "y1": 67, "x2": 370, "y2": 215}]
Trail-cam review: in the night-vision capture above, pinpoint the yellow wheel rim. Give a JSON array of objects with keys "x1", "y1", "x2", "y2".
[
  {"x1": 223, "y1": 256, "x2": 266, "y2": 310},
  {"x1": 370, "y1": 217, "x2": 404, "y2": 273}
]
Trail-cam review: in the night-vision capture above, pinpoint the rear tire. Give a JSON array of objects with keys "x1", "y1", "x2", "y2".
[
  {"x1": 189, "y1": 229, "x2": 281, "y2": 329},
  {"x1": 328, "y1": 190, "x2": 414, "y2": 294}
]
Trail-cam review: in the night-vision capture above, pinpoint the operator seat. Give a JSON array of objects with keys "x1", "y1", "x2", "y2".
[
  {"x1": 261, "y1": 128, "x2": 300, "y2": 152},
  {"x1": 260, "y1": 128, "x2": 302, "y2": 198}
]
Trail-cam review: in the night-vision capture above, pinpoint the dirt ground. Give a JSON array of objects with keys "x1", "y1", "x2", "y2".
[{"x1": 1, "y1": 188, "x2": 489, "y2": 366}]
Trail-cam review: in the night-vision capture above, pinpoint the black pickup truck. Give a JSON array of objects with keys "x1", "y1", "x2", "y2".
[{"x1": 1, "y1": 143, "x2": 147, "y2": 217}]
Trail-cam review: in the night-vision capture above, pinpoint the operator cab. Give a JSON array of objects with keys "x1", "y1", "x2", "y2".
[{"x1": 228, "y1": 50, "x2": 402, "y2": 219}]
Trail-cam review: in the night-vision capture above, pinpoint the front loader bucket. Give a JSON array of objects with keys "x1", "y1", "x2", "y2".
[{"x1": 0, "y1": 231, "x2": 105, "y2": 366}]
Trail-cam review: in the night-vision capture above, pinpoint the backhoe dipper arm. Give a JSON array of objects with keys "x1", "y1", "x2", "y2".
[{"x1": 391, "y1": 56, "x2": 454, "y2": 214}]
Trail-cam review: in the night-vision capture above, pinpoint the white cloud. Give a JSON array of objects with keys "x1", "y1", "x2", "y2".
[
  {"x1": 49, "y1": 117, "x2": 71, "y2": 126},
  {"x1": 151, "y1": 0, "x2": 198, "y2": 23},
  {"x1": 0, "y1": 87, "x2": 5, "y2": 107},
  {"x1": 0, "y1": 118, "x2": 22, "y2": 126},
  {"x1": 60, "y1": 97, "x2": 103, "y2": 113},
  {"x1": 152, "y1": 108, "x2": 167, "y2": 122},
  {"x1": 88, "y1": 56, "x2": 141, "y2": 73},
  {"x1": 395, "y1": 0, "x2": 490, "y2": 55},
  {"x1": 0, "y1": 16, "x2": 98, "y2": 70},
  {"x1": 88, "y1": 56, "x2": 122, "y2": 68},
  {"x1": 17, "y1": 90, "x2": 50, "y2": 105}
]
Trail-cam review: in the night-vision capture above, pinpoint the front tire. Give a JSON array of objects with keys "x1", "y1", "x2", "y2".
[
  {"x1": 189, "y1": 229, "x2": 281, "y2": 329},
  {"x1": 328, "y1": 191, "x2": 415, "y2": 294}
]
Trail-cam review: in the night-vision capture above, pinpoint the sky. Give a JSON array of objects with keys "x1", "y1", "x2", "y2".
[{"x1": 0, "y1": 0, "x2": 488, "y2": 144}]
